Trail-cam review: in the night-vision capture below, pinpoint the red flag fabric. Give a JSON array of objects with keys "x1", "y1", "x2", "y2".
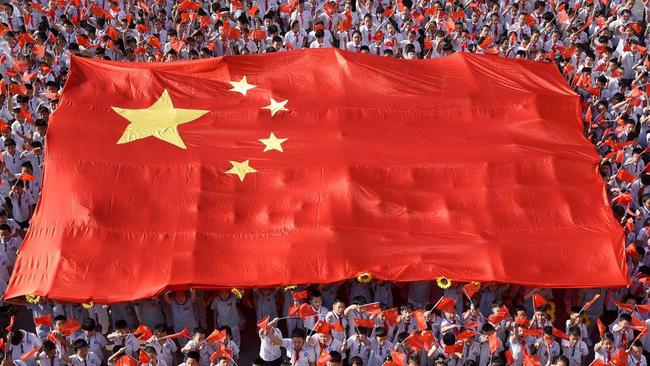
[
  {"x1": 462, "y1": 282, "x2": 481, "y2": 299},
  {"x1": 353, "y1": 318, "x2": 375, "y2": 329},
  {"x1": 532, "y1": 293, "x2": 548, "y2": 308},
  {"x1": 4, "y1": 50, "x2": 627, "y2": 303},
  {"x1": 6, "y1": 316, "x2": 15, "y2": 332},
  {"x1": 206, "y1": 329, "x2": 227, "y2": 343},
  {"x1": 435, "y1": 297, "x2": 457, "y2": 313},
  {"x1": 383, "y1": 308, "x2": 399, "y2": 325},
  {"x1": 390, "y1": 350, "x2": 406, "y2": 366},
  {"x1": 133, "y1": 325, "x2": 153, "y2": 341},
  {"x1": 597, "y1": 318, "x2": 606, "y2": 338},
  {"x1": 580, "y1": 293, "x2": 601, "y2": 313},
  {"x1": 291, "y1": 290, "x2": 308, "y2": 300},
  {"x1": 412, "y1": 309, "x2": 428, "y2": 330},
  {"x1": 138, "y1": 350, "x2": 151, "y2": 364},
  {"x1": 299, "y1": 304, "x2": 318, "y2": 319},
  {"x1": 115, "y1": 356, "x2": 138, "y2": 366},
  {"x1": 256, "y1": 316, "x2": 269, "y2": 330},
  {"x1": 34, "y1": 314, "x2": 52, "y2": 327},
  {"x1": 489, "y1": 332, "x2": 500, "y2": 354},
  {"x1": 524, "y1": 352, "x2": 541, "y2": 366},
  {"x1": 20, "y1": 347, "x2": 40, "y2": 361},
  {"x1": 363, "y1": 302, "x2": 382, "y2": 315},
  {"x1": 59, "y1": 318, "x2": 80, "y2": 335},
  {"x1": 313, "y1": 320, "x2": 332, "y2": 334}
]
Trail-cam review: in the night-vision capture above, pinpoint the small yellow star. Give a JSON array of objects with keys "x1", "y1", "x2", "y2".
[
  {"x1": 263, "y1": 98, "x2": 288, "y2": 116},
  {"x1": 225, "y1": 160, "x2": 257, "y2": 181},
  {"x1": 229, "y1": 76, "x2": 256, "y2": 96},
  {"x1": 111, "y1": 90, "x2": 208, "y2": 149},
  {"x1": 259, "y1": 132, "x2": 288, "y2": 152}
]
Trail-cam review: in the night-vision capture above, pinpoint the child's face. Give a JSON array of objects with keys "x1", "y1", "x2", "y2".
[
  {"x1": 376, "y1": 335, "x2": 388, "y2": 346},
  {"x1": 401, "y1": 309, "x2": 412, "y2": 320},
  {"x1": 619, "y1": 319, "x2": 630, "y2": 328},
  {"x1": 310, "y1": 296, "x2": 322, "y2": 309},
  {"x1": 54, "y1": 320, "x2": 65, "y2": 330},
  {"x1": 193, "y1": 333, "x2": 205, "y2": 343},
  {"x1": 77, "y1": 346, "x2": 89, "y2": 357},
  {"x1": 146, "y1": 352, "x2": 157, "y2": 362},
  {"x1": 603, "y1": 340, "x2": 614, "y2": 351},
  {"x1": 318, "y1": 333, "x2": 331, "y2": 344},
  {"x1": 332, "y1": 302, "x2": 345, "y2": 315},
  {"x1": 632, "y1": 346, "x2": 643, "y2": 358},
  {"x1": 45, "y1": 349, "x2": 56, "y2": 358},
  {"x1": 569, "y1": 334, "x2": 579, "y2": 344}
]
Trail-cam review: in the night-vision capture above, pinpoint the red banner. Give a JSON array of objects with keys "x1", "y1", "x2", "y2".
[{"x1": 5, "y1": 49, "x2": 626, "y2": 303}]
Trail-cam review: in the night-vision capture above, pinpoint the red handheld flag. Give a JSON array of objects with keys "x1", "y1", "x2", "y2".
[
  {"x1": 256, "y1": 316, "x2": 270, "y2": 330},
  {"x1": 523, "y1": 352, "x2": 541, "y2": 366},
  {"x1": 133, "y1": 325, "x2": 153, "y2": 341},
  {"x1": 412, "y1": 309, "x2": 428, "y2": 331},
  {"x1": 434, "y1": 297, "x2": 456, "y2": 313},
  {"x1": 462, "y1": 282, "x2": 481, "y2": 300},
  {"x1": 597, "y1": 318, "x2": 606, "y2": 339},
  {"x1": 363, "y1": 303, "x2": 382, "y2": 315},
  {"x1": 313, "y1": 320, "x2": 332, "y2": 334},
  {"x1": 353, "y1": 318, "x2": 375, "y2": 328},
  {"x1": 6, "y1": 316, "x2": 15, "y2": 332},
  {"x1": 206, "y1": 329, "x2": 227, "y2": 343},
  {"x1": 20, "y1": 347, "x2": 40, "y2": 361},
  {"x1": 532, "y1": 293, "x2": 548, "y2": 308},
  {"x1": 299, "y1": 304, "x2": 318, "y2": 319},
  {"x1": 33, "y1": 314, "x2": 52, "y2": 327},
  {"x1": 383, "y1": 308, "x2": 399, "y2": 325},
  {"x1": 292, "y1": 290, "x2": 308, "y2": 300},
  {"x1": 115, "y1": 356, "x2": 138, "y2": 366},
  {"x1": 138, "y1": 350, "x2": 151, "y2": 364},
  {"x1": 488, "y1": 332, "x2": 500, "y2": 354}
]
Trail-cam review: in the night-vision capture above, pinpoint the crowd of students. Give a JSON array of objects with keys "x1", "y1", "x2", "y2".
[{"x1": 0, "y1": 0, "x2": 649, "y2": 364}]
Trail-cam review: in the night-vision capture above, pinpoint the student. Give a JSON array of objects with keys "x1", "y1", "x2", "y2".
[
  {"x1": 181, "y1": 327, "x2": 215, "y2": 366},
  {"x1": 146, "y1": 324, "x2": 178, "y2": 366},
  {"x1": 142, "y1": 346, "x2": 167, "y2": 366},
  {"x1": 344, "y1": 327, "x2": 371, "y2": 365},
  {"x1": 164, "y1": 291, "x2": 198, "y2": 347},
  {"x1": 2, "y1": 139, "x2": 22, "y2": 174},
  {"x1": 71, "y1": 319, "x2": 107, "y2": 361},
  {"x1": 478, "y1": 323, "x2": 502, "y2": 366},
  {"x1": 8, "y1": 180, "x2": 34, "y2": 228},
  {"x1": 36, "y1": 340, "x2": 65, "y2": 366},
  {"x1": 253, "y1": 288, "x2": 278, "y2": 322},
  {"x1": 210, "y1": 290, "x2": 241, "y2": 348},
  {"x1": 60, "y1": 340, "x2": 101, "y2": 366},
  {"x1": 266, "y1": 327, "x2": 316, "y2": 366},
  {"x1": 218, "y1": 326, "x2": 240, "y2": 363},
  {"x1": 107, "y1": 320, "x2": 139, "y2": 357},
  {"x1": 594, "y1": 332, "x2": 618, "y2": 363},
  {"x1": 395, "y1": 304, "x2": 419, "y2": 340},
  {"x1": 8, "y1": 329, "x2": 42, "y2": 366},
  {"x1": 367, "y1": 327, "x2": 393, "y2": 366},
  {"x1": 611, "y1": 314, "x2": 634, "y2": 349},
  {"x1": 560, "y1": 326, "x2": 588, "y2": 366},
  {"x1": 257, "y1": 320, "x2": 283, "y2": 366},
  {"x1": 531, "y1": 327, "x2": 560, "y2": 366},
  {"x1": 179, "y1": 351, "x2": 200, "y2": 366},
  {"x1": 626, "y1": 340, "x2": 646, "y2": 366},
  {"x1": 326, "y1": 298, "x2": 348, "y2": 342},
  {"x1": 303, "y1": 291, "x2": 328, "y2": 330},
  {"x1": 307, "y1": 331, "x2": 344, "y2": 362}
]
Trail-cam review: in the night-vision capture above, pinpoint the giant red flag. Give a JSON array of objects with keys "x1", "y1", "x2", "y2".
[{"x1": 5, "y1": 49, "x2": 626, "y2": 303}]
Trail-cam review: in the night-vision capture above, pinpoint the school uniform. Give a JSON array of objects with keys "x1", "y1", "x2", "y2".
[
  {"x1": 37, "y1": 353, "x2": 66, "y2": 366},
  {"x1": 281, "y1": 339, "x2": 316, "y2": 366},
  {"x1": 146, "y1": 338, "x2": 177, "y2": 366},
  {"x1": 134, "y1": 300, "x2": 165, "y2": 329},
  {"x1": 255, "y1": 290, "x2": 279, "y2": 321},
  {"x1": 70, "y1": 333, "x2": 107, "y2": 361},
  {"x1": 628, "y1": 353, "x2": 647, "y2": 366},
  {"x1": 111, "y1": 333, "x2": 139, "y2": 357},
  {"x1": 368, "y1": 339, "x2": 394, "y2": 366},
  {"x1": 10, "y1": 331, "x2": 42, "y2": 366},
  {"x1": 561, "y1": 340, "x2": 588, "y2": 366},
  {"x1": 10, "y1": 190, "x2": 35, "y2": 225},
  {"x1": 3, "y1": 150, "x2": 23, "y2": 174},
  {"x1": 170, "y1": 299, "x2": 198, "y2": 346},
  {"x1": 595, "y1": 347, "x2": 618, "y2": 363},
  {"x1": 326, "y1": 311, "x2": 348, "y2": 342},
  {"x1": 258, "y1": 328, "x2": 282, "y2": 364},
  {"x1": 68, "y1": 352, "x2": 101, "y2": 366},
  {"x1": 346, "y1": 335, "x2": 371, "y2": 365},
  {"x1": 182, "y1": 339, "x2": 215, "y2": 366},
  {"x1": 303, "y1": 305, "x2": 328, "y2": 330},
  {"x1": 211, "y1": 296, "x2": 241, "y2": 347},
  {"x1": 27, "y1": 303, "x2": 53, "y2": 340},
  {"x1": 1, "y1": 235, "x2": 22, "y2": 265}
]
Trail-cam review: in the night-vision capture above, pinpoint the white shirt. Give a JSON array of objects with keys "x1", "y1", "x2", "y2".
[
  {"x1": 561, "y1": 340, "x2": 588, "y2": 366},
  {"x1": 10, "y1": 190, "x2": 35, "y2": 223},
  {"x1": 281, "y1": 339, "x2": 316, "y2": 366},
  {"x1": 259, "y1": 328, "x2": 282, "y2": 361},
  {"x1": 368, "y1": 339, "x2": 393, "y2": 366},
  {"x1": 3, "y1": 151, "x2": 23, "y2": 174},
  {"x1": 68, "y1": 352, "x2": 101, "y2": 366},
  {"x1": 10, "y1": 331, "x2": 42, "y2": 366}
]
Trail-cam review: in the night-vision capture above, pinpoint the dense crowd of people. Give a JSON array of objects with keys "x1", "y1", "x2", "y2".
[{"x1": 0, "y1": 0, "x2": 649, "y2": 364}]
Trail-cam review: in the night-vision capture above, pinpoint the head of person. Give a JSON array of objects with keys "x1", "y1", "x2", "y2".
[
  {"x1": 290, "y1": 328, "x2": 306, "y2": 350},
  {"x1": 374, "y1": 326, "x2": 388, "y2": 346},
  {"x1": 4, "y1": 138, "x2": 16, "y2": 155},
  {"x1": 42, "y1": 340, "x2": 56, "y2": 358},
  {"x1": 154, "y1": 324, "x2": 167, "y2": 338},
  {"x1": 309, "y1": 291, "x2": 323, "y2": 309},
  {"x1": 332, "y1": 297, "x2": 345, "y2": 315},
  {"x1": 218, "y1": 326, "x2": 232, "y2": 342},
  {"x1": 186, "y1": 351, "x2": 200, "y2": 366},
  {"x1": 0, "y1": 224, "x2": 12, "y2": 242},
  {"x1": 327, "y1": 351, "x2": 342, "y2": 366},
  {"x1": 81, "y1": 318, "x2": 96, "y2": 336},
  {"x1": 193, "y1": 327, "x2": 207, "y2": 343},
  {"x1": 602, "y1": 332, "x2": 615, "y2": 352},
  {"x1": 72, "y1": 339, "x2": 89, "y2": 357},
  {"x1": 350, "y1": 357, "x2": 363, "y2": 366},
  {"x1": 145, "y1": 346, "x2": 158, "y2": 363},
  {"x1": 552, "y1": 355, "x2": 570, "y2": 366},
  {"x1": 567, "y1": 326, "x2": 581, "y2": 345},
  {"x1": 115, "y1": 319, "x2": 129, "y2": 334},
  {"x1": 215, "y1": 357, "x2": 229, "y2": 366},
  {"x1": 400, "y1": 303, "x2": 413, "y2": 319}
]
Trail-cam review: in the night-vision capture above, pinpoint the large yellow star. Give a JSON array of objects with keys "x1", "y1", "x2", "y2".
[
  {"x1": 225, "y1": 160, "x2": 257, "y2": 181},
  {"x1": 229, "y1": 76, "x2": 256, "y2": 96},
  {"x1": 263, "y1": 98, "x2": 288, "y2": 116},
  {"x1": 111, "y1": 90, "x2": 208, "y2": 149},
  {"x1": 259, "y1": 132, "x2": 287, "y2": 152}
]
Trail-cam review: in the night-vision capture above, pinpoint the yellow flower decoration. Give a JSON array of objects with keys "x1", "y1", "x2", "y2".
[
  {"x1": 284, "y1": 285, "x2": 297, "y2": 291},
  {"x1": 81, "y1": 302, "x2": 93, "y2": 310},
  {"x1": 25, "y1": 294, "x2": 41, "y2": 304},
  {"x1": 547, "y1": 301, "x2": 557, "y2": 314},
  {"x1": 437, "y1": 276, "x2": 452, "y2": 289},
  {"x1": 357, "y1": 273, "x2": 373, "y2": 283},
  {"x1": 231, "y1": 288, "x2": 243, "y2": 299},
  {"x1": 582, "y1": 314, "x2": 592, "y2": 328},
  {"x1": 546, "y1": 310, "x2": 556, "y2": 324}
]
